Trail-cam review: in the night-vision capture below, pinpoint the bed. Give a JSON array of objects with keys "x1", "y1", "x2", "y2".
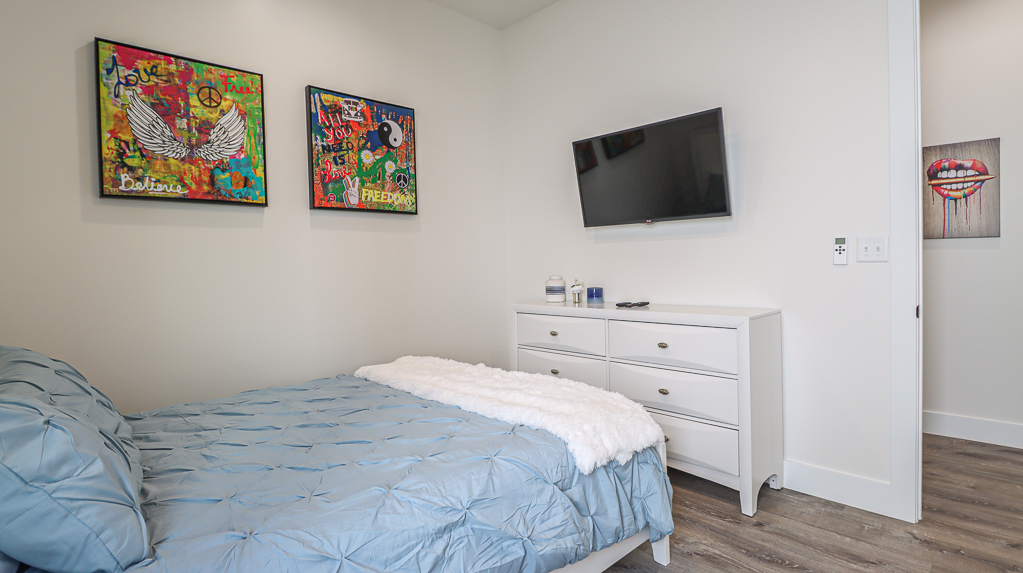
[{"x1": 0, "y1": 347, "x2": 672, "y2": 573}]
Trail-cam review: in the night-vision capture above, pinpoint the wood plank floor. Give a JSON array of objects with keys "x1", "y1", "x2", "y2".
[{"x1": 608, "y1": 434, "x2": 1023, "y2": 572}]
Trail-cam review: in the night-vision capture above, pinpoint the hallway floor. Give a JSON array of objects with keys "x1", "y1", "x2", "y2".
[{"x1": 608, "y1": 434, "x2": 1023, "y2": 572}]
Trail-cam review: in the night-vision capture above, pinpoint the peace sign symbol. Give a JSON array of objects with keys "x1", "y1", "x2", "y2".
[
  {"x1": 394, "y1": 172, "x2": 409, "y2": 189},
  {"x1": 197, "y1": 86, "x2": 222, "y2": 108}
]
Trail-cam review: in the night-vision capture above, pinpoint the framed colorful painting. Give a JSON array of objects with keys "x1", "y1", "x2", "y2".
[
  {"x1": 95, "y1": 39, "x2": 267, "y2": 205},
  {"x1": 923, "y1": 137, "x2": 999, "y2": 239},
  {"x1": 306, "y1": 86, "x2": 416, "y2": 213}
]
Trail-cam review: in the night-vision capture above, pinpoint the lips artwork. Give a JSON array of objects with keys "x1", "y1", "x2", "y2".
[
  {"x1": 926, "y1": 157, "x2": 995, "y2": 238},
  {"x1": 922, "y1": 138, "x2": 1000, "y2": 239}
]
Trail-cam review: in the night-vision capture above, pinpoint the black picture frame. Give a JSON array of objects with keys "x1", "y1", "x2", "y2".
[
  {"x1": 306, "y1": 85, "x2": 417, "y2": 214},
  {"x1": 95, "y1": 38, "x2": 268, "y2": 206}
]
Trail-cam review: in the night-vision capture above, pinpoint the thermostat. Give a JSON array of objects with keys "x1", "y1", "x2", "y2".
[{"x1": 834, "y1": 237, "x2": 848, "y2": 265}]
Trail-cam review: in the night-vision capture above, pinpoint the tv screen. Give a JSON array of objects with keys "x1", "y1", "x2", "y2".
[{"x1": 573, "y1": 107, "x2": 730, "y2": 227}]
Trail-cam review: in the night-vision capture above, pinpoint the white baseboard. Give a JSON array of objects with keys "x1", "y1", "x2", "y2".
[
  {"x1": 781, "y1": 414, "x2": 1023, "y2": 521},
  {"x1": 923, "y1": 410, "x2": 1023, "y2": 449},
  {"x1": 783, "y1": 460, "x2": 891, "y2": 517}
]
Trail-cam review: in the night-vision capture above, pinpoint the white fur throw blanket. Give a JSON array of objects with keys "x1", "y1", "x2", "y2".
[{"x1": 354, "y1": 356, "x2": 663, "y2": 474}]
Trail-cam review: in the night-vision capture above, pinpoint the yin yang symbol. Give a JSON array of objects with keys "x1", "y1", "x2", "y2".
[{"x1": 378, "y1": 120, "x2": 404, "y2": 149}]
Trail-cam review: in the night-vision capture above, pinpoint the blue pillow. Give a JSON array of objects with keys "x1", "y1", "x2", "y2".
[
  {"x1": 0, "y1": 348, "x2": 148, "y2": 573},
  {"x1": 0, "y1": 347, "x2": 142, "y2": 493}
]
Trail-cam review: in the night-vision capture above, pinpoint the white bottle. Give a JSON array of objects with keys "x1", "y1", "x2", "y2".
[{"x1": 545, "y1": 275, "x2": 566, "y2": 303}]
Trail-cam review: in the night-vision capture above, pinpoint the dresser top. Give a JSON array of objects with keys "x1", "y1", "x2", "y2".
[{"x1": 513, "y1": 301, "x2": 779, "y2": 328}]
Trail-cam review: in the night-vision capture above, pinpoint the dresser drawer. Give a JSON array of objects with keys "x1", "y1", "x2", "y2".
[
  {"x1": 517, "y1": 348, "x2": 607, "y2": 389},
  {"x1": 608, "y1": 320, "x2": 737, "y2": 374},
  {"x1": 650, "y1": 411, "x2": 739, "y2": 476},
  {"x1": 609, "y1": 362, "x2": 738, "y2": 425},
  {"x1": 517, "y1": 314, "x2": 606, "y2": 356}
]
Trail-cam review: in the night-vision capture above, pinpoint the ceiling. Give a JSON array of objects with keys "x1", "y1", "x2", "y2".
[{"x1": 425, "y1": 0, "x2": 561, "y2": 30}]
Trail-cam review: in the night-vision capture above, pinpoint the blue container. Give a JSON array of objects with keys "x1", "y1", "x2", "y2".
[{"x1": 586, "y1": 287, "x2": 603, "y2": 304}]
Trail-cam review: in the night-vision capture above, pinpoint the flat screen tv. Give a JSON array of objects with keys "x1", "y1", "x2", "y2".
[{"x1": 572, "y1": 107, "x2": 730, "y2": 227}]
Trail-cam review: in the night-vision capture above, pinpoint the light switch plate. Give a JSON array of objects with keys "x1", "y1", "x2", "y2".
[{"x1": 857, "y1": 236, "x2": 889, "y2": 262}]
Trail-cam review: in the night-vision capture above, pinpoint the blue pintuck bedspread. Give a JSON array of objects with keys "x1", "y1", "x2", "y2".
[{"x1": 124, "y1": 376, "x2": 673, "y2": 573}]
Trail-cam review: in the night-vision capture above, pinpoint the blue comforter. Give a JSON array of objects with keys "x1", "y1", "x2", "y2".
[{"x1": 124, "y1": 376, "x2": 673, "y2": 573}]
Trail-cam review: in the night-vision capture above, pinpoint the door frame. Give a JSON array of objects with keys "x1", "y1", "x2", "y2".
[{"x1": 888, "y1": 0, "x2": 923, "y2": 523}]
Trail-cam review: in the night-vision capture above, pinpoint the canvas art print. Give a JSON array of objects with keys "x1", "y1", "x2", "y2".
[
  {"x1": 306, "y1": 86, "x2": 416, "y2": 213},
  {"x1": 96, "y1": 39, "x2": 266, "y2": 205},
  {"x1": 923, "y1": 138, "x2": 999, "y2": 239}
]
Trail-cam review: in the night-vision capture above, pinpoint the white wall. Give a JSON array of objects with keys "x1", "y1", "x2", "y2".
[
  {"x1": 920, "y1": 0, "x2": 1023, "y2": 447},
  {"x1": 501, "y1": 0, "x2": 898, "y2": 489},
  {"x1": 0, "y1": 0, "x2": 922, "y2": 519},
  {"x1": 0, "y1": 0, "x2": 507, "y2": 414}
]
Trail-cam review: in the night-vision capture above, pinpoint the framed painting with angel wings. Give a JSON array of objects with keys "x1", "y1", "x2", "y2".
[{"x1": 95, "y1": 39, "x2": 267, "y2": 205}]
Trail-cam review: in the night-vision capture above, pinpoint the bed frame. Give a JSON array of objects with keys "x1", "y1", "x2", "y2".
[{"x1": 551, "y1": 442, "x2": 671, "y2": 572}]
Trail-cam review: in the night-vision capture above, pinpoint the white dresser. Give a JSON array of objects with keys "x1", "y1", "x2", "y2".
[{"x1": 512, "y1": 301, "x2": 782, "y2": 517}]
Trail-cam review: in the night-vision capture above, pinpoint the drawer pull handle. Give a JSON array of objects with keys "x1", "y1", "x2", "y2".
[
  {"x1": 550, "y1": 331, "x2": 559, "y2": 336},
  {"x1": 657, "y1": 342, "x2": 668, "y2": 349},
  {"x1": 658, "y1": 388, "x2": 670, "y2": 395},
  {"x1": 664, "y1": 435, "x2": 670, "y2": 443},
  {"x1": 551, "y1": 369, "x2": 560, "y2": 375}
]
